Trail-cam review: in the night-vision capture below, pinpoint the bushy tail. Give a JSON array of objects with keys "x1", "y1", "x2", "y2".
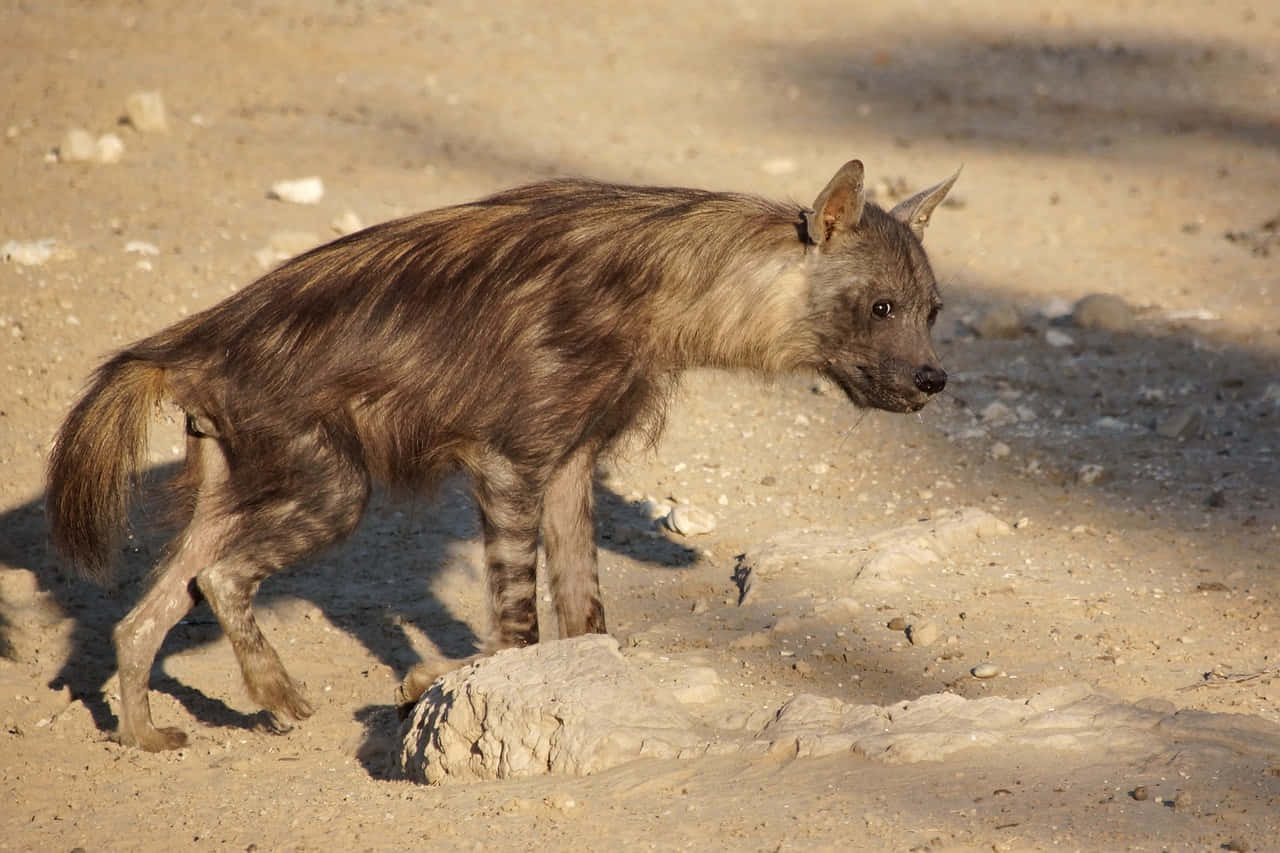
[{"x1": 47, "y1": 354, "x2": 168, "y2": 583}]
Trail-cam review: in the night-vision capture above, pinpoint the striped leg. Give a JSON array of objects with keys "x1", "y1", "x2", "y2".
[{"x1": 543, "y1": 443, "x2": 606, "y2": 637}]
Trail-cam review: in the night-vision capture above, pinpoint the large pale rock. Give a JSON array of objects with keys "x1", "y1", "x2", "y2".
[
  {"x1": 398, "y1": 635, "x2": 710, "y2": 784},
  {"x1": 398, "y1": 639, "x2": 1280, "y2": 785}
]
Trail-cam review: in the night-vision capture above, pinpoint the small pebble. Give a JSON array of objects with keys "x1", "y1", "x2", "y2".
[
  {"x1": 1131, "y1": 785, "x2": 1148, "y2": 801},
  {"x1": 125, "y1": 90, "x2": 169, "y2": 133},
  {"x1": 1222, "y1": 839, "x2": 1250, "y2": 852},
  {"x1": 1073, "y1": 293, "x2": 1135, "y2": 332},
  {"x1": 665, "y1": 505, "x2": 716, "y2": 536},
  {"x1": 269, "y1": 176, "x2": 325, "y2": 204},
  {"x1": 969, "y1": 304, "x2": 1022, "y2": 339},
  {"x1": 906, "y1": 620, "x2": 939, "y2": 648},
  {"x1": 760, "y1": 157, "x2": 796, "y2": 176},
  {"x1": 1045, "y1": 328, "x2": 1075, "y2": 348},
  {"x1": 59, "y1": 128, "x2": 97, "y2": 162},
  {"x1": 95, "y1": 133, "x2": 125, "y2": 163},
  {"x1": 971, "y1": 663, "x2": 1001, "y2": 679},
  {"x1": 990, "y1": 441, "x2": 1011, "y2": 459},
  {"x1": 690, "y1": 598, "x2": 709, "y2": 615},
  {"x1": 2, "y1": 239, "x2": 55, "y2": 266},
  {"x1": 886, "y1": 616, "x2": 907, "y2": 631},
  {"x1": 792, "y1": 660, "x2": 814, "y2": 677}
]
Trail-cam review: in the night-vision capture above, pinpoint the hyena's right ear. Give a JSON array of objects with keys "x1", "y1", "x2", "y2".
[{"x1": 805, "y1": 159, "x2": 866, "y2": 247}]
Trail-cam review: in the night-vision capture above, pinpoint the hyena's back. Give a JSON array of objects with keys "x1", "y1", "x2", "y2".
[{"x1": 147, "y1": 180, "x2": 802, "y2": 488}]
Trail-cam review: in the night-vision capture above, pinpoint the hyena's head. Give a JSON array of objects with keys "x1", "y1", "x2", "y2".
[{"x1": 802, "y1": 160, "x2": 959, "y2": 413}]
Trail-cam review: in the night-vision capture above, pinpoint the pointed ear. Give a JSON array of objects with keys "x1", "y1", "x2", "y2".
[
  {"x1": 890, "y1": 167, "x2": 961, "y2": 240},
  {"x1": 805, "y1": 159, "x2": 866, "y2": 246}
]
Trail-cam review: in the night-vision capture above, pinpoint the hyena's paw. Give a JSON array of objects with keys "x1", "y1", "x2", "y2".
[
  {"x1": 119, "y1": 724, "x2": 189, "y2": 753},
  {"x1": 246, "y1": 669, "x2": 314, "y2": 722},
  {"x1": 395, "y1": 654, "x2": 480, "y2": 719}
]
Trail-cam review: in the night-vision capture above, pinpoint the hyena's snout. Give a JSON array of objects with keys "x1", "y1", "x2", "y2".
[{"x1": 913, "y1": 363, "x2": 947, "y2": 395}]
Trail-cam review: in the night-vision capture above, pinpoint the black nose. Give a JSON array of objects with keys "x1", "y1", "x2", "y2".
[{"x1": 913, "y1": 365, "x2": 947, "y2": 395}]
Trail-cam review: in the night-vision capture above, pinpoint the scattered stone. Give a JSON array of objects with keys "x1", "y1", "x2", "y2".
[
  {"x1": 760, "y1": 157, "x2": 796, "y2": 176},
  {"x1": 59, "y1": 128, "x2": 97, "y2": 162},
  {"x1": 990, "y1": 441, "x2": 1011, "y2": 459},
  {"x1": 1039, "y1": 296, "x2": 1074, "y2": 320},
  {"x1": 792, "y1": 660, "x2": 814, "y2": 677},
  {"x1": 969, "y1": 304, "x2": 1022, "y2": 339},
  {"x1": 666, "y1": 505, "x2": 716, "y2": 537},
  {"x1": 1131, "y1": 785, "x2": 1149, "y2": 801},
  {"x1": 1155, "y1": 406, "x2": 1202, "y2": 439},
  {"x1": 906, "y1": 620, "x2": 939, "y2": 648},
  {"x1": 979, "y1": 400, "x2": 1016, "y2": 425},
  {"x1": 1261, "y1": 383, "x2": 1280, "y2": 407},
  {"x1": 1044, "y1": 328, "x2": 1075, "y2": 348},
  {"x1": 886, "y1": 616, "x2": 907, "y2": 632},
  {"x1": 2, "y1": 239, "x2": 56, "y2": 266},
  {"x1": 95, "y1": 132, "x2": 125, "y2": 163},
  {"x1": 124, "y1": 240, "x2": 160, "y2": 256},
  {"x1": 331, "y1": 209, "x2": 365, "y2": 235},
  {"x1": 1072, "y1": 293, "x2": 1135, "y2": 333},
  {"x1": 124, "y1": 90, "x2": 169, "y2": 132},
  {"x1": 268, "y1": 176, "x2": 325, "y2": 204},
  {"x1": 1222, "y1": 840, "x2": 1250, "y2": 853},
  {"x1": 690, "y1": 598, "x2": 709, "y2": 615},
  {"x1": 1076, "y1": 464, "x2": 1106, "y2": 485},
  {"x1": 971, "y1": 663, "x2": 1001, "y2": 679}
]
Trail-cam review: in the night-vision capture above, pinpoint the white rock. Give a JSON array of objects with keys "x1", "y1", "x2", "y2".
[
  {"x1": 2, "y1": 239, "x2": 56, "y2": 266},
  {"x1": 969, "y1": 304, "x2": 1022, "y2": 339},
  {"x1": 979, "y1": 400, "x2": 1016, "y2": 425},
  {"x1": 971, "y1": 663, "x2": 1001, "y2": 679},
  {"x1": 268, "y1": 176, "x2": 325, "y2": 204},
  {"x1": 760, "y1": 157, "x2": 796, "y2": 176},
  {"x1": 398, "y1": 636, "x2": 705, "y2": 784},
  {"x1": 95, "y1": 133, "x2": 125, "y2": 163},
  {"x1": 124, "y1": 240, "x2": 160, "y2": 256},
  {"x1": 990, "y1": 441, "x2": 1011, "y2": 459},
  {"x1": 59, "y1": 128, "x2": 97, "y2": 162},
  {"x1": 1045, "y1": 328, "x2": 1075, "y2": 347},
  {"x1": 666, "y1": 505, "x2": 716, "y2": 536},
  {"x1": 124, "y1": 90, "x2": 169, "y2": 133}
]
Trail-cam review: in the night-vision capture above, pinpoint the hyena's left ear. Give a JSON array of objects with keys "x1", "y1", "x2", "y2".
[
  {"x1": 805, "y1": 159, "x2": 866, "y2": 246},
  {"x1": 890, "y1": 167, "x2": 961, "y2": 240}
]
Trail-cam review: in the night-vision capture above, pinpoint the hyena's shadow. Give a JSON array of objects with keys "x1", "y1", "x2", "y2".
[{"x1": 0, "y1": 464, "x2": 695, "y2": 739}]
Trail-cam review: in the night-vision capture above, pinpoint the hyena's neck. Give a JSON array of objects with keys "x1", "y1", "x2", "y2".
[{"x1": 648, "y1": 217, "x2": 816, "y2": 375}]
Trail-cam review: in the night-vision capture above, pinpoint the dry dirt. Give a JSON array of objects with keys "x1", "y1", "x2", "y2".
[{"x1": 2, "y1": 1, "x2": 1278, "y2": 850}]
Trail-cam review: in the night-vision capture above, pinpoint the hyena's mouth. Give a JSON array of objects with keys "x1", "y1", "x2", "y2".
[{"x1": 823, "y1": 364, "x2": 932, "y2": 414}]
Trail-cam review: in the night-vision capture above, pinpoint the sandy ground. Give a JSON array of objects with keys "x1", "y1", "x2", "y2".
[{"x1": 2, "y1": 0, "x2": 1278, "y2": 850}]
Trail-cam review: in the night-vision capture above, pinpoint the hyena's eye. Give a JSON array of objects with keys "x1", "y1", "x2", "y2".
[{"x1": 872, "y1": 300, "x2": 894, "y2": 319}]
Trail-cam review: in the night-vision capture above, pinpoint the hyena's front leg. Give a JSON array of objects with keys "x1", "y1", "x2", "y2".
[
  {"x1": 396, "y1": 451, "x2": 544, "y2": 715},
  {"x1": 543, "y1": 443, "x2": 606, "y2": 637}
]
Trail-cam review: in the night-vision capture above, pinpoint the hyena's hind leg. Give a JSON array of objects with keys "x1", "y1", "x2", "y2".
[
  {"x1": 194, "y1": 426, "x2": 370, "y2": 731},
  {"x1": 395, "y1": 448, "x2": 546, "y2": 714},
  {"x1": 543, "y1": 443, "x2": 606, "y2": 638},
  {"x1": 112, "y1": 434, "x2": 229, "y2": 751}
]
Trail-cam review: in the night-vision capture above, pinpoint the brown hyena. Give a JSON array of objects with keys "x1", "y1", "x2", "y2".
[{"x1": 47, "y1": 159, "x2": 958, "y2": 751}]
